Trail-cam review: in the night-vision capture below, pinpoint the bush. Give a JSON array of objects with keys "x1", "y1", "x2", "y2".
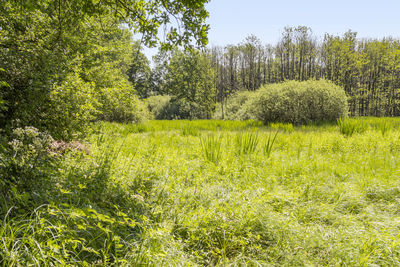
[
  {"x1": 165, "y1": 98, "x2": 209, "y2": 120},
  {"x1": 248, "y1": 80, "x2": 348, "y2": 124},
  {"x1": 96, "y1": 82, "x2": 150, "y2": 123},
  {"x1": 146, "y1": 96, "x2": 210, "y2": 120},
  {"x1": 0, "y1": 127, "x2": 56, "y2": 205},
  {"x1": 146, "y1": 95, "x2": 172, "y2": 119},
  {"x1": 217, "y1": 91, "x2": 258, "y2": 120},
  {"x1": 47, "y1": 72, "x2": 99, "y2": 140}
]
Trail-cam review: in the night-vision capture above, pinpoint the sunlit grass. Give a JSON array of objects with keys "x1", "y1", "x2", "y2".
[
  {"x1": 88, "y1": 117, "x2": 400, "y2": 265},
  {"x1": 4, "y1": 117, "x2": 400, "y2": 265}
]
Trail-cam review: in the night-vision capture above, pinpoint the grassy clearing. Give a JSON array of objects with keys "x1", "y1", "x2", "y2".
[
  {"x1": 96, "y1": 119, "x2": 264, "y2": 136},
  {"x1": 3, "y1": 117, "x2": 400, "y2": 265}
]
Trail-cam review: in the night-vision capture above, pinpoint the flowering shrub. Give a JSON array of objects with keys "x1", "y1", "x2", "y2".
[{"x1": 0, "y1": 127, "x2": 56, "y2": 199}]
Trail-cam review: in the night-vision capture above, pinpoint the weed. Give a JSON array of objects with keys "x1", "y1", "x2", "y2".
[{"x1": 5, "y1": 118, "x2": 400, "y2": 266}]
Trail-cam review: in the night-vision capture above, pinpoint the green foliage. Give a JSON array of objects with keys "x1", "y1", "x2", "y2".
[
  {"x1": 0, "y1": 0, "x2": 209, "y2": 139},
  {"x1": 97, "y1": 120, "x2": 263, "y2": 135},
  {"x1": 235, "y1": 130, "x2": 259, "y2": 155},
  {"x1": 223, "y1": 80, "x2": 348, "y2": 125},
  {"x1": 74, "y1": 17, "x2": 150, "y2": 125},
  {"x1": 210, "y1": 28, "x2": 400, "y2": 117},
  {"x1": 251, "y1": 80, "x2": 348, "y2": 124},
  {"x1": 0, "y1": 205, "x2": 137, "y2": 266},
  {"x1": 375, "y1": 121, "x2": 392, "y2": 136},
  {"x1": 220, "y1": 90, "x2": 258, "y2": 120},
  {"x1": 4, "y1": 119, "x2": 400, "y2": 265},
  {"x1": 181, "y1": 124, "x2": 200, "y2": 137},
  {"x1": 164, "y1": 49, "x2": 216, "y2": 119},
  {"x1": 127, "y1": 43, "x2": 153, "y2": 98},
  {"x1": 165, "y1": 98, "x2": 212, "y2": 120},
  {"x1": 0, "y1": 127, "x2": 55, "y2": 206},
  {"x1": 96, "y1": 83, "x2": 150, "y2": 123},
  {"x1": 0, "y1": 133, "x2": 155, "y2": 265},
  {"x1": 337, "y1": 117, "x2": 367, "y2": 136},
  {"x1": 0, "y1": 68, "x2": 8, "y2": 122},
  {"x1": 269, "y1": 122, "x2": 294, "y2": 133},
  {"x1": 146, "y1": 95, "x2": 172, "y2": 119},
  {"x1": 3, "y1": 0, "x2": 210, "y2": 49},
  {"x1": 146, "y1": 95, "x2": 212, "y2": 120},
  {"x1": 48, "y1": 72, "x2": 99, "y2": 140},
  {"x1": 91, "y1": 119, "x2": 400, "y2": 265}
]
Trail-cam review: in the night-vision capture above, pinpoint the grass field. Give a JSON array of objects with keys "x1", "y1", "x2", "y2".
[{"x1": 3, "y1": 118, "x2": 400, "y2": 265}]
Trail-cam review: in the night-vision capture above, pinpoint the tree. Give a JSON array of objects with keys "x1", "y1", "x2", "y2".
[
  {"x1": 0, "y1": 0, "x2": 211, "y2": 137},
  {"x1": 209, "y1": 27, "x2": 400, "y2": 117},
  {"x1": 3, "y1": 0, "x2": 210, "y2": 48},
  {"x1": 127, "y1": 43, "x2": 152, "y2": 99},
  {"x1": 164, "y1": 49, "x2": 216, "y2": 118}
]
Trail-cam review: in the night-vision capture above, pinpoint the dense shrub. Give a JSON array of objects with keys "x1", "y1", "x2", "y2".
[
  {"x1": 146, "y1": 95, "x2": 210, "y2": 120},
  {"x1": 165, "y1": 98, "x2": 210, "y2": 120},
  {"x1": 96, "y1": 82, "x2": 150, "y2": 123},
  {"x1": 47, "y1": 72, "x2": 99, "y2": 140},
  {"x1": 0, "y1": 127, "x2": 56, "y2": 206},
  {"x1": 225, "y1": 80, "x2": 348, "y2": 124},
  {"x1": 220, "y1": 91, "x2": 258, "y2": 120},
  {"x1": 146, "y1": 95, "x2": 172, "y2": 119},
  {"x1": 254, "y1": 80, "x2": 348, "y2": 124}
]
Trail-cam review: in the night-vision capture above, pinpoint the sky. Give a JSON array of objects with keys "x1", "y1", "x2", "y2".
[
  {"x1": 144, "y1": 0, "x2": 400, "y2": 59},
  {"x1": 206, "y1": 0, "x2": 400, "y2": 46}
]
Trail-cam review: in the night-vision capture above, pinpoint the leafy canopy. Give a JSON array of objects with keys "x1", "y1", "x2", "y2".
[{"x1": 7, "y1": 0, "x2": 210, "y2": 49}]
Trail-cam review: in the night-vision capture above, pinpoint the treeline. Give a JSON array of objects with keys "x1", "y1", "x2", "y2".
[{"x1": 209, "y1": 27, "x2": 400, "y2": 117}]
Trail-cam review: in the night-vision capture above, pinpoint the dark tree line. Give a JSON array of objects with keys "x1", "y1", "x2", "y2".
[{"x1": 209, "y1": 26, "x2": 400, "y2": 117}]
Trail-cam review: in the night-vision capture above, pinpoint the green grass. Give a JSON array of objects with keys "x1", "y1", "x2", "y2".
[
  {"x1": 200, "y1": 133, "x2": 222, "y2": 164},
  {"x1": 263, "y1": 130, "x2": 279, "y2": 157},
  {"x1": 3, "y1": 117, "x2": 400, "y2": 265},
  {"x1": 95, "y1": 119, "x2": 264, "y2": 136},
  {"x1": 235, "y1": 130, "x2": 259, "y2": 155},
  {"x1": 337, "y1": 117, "x2": 368, "y2": 136}
]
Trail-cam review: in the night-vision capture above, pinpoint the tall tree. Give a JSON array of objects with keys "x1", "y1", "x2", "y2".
[{"x1": 164, "y1": 49, "x2": 216, "y2": 118}]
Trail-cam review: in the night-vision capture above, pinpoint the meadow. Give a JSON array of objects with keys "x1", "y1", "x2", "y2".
[{"x1": 2, "y1": 118, "x2": 400, "y2": 265}]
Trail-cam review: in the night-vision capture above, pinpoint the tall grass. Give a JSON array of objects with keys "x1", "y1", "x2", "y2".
[
  {"x1": 337, "y1": 117, "x2": 367, "y2": 136},
  {"x1": 200, "y1": 134, "x2": 223, "y2": 164},
  {"x1": 269, "y1": 122, "x2": 294, "y2": 133},
  {"x1": 95, "y1": 120, "x2": 264, "y2": 136},
  {"x1": 235, "y1": 130, "x2": 259, "y2": 155},
  {"x1": 375, "y1": 121, "x2": 391, "y2": 135},
  {"x1": 263, "y1": 130, "x2": 279, "y2": 157},
  {"x1": 5, "y1": 118, "x2": 400, "y2": 265},
  {"x1": 180, "y1": 123, "x2": 200, "y2": 136}
]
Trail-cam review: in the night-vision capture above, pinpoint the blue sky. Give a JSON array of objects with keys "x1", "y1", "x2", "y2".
[
  {"x1": 143, "y1": 0, "x2": 400, "y2": 60},
  {"x1": 206, "y1": 0, "x2": 400, "y2": 46}
]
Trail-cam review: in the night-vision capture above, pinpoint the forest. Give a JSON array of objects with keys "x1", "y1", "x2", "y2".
[
  {"x1": 143, "y1": 27, "x2": 400, "y2": 119},
  {"x1": 1, "y1": 0, "x2": 400, "y2": 266}
]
